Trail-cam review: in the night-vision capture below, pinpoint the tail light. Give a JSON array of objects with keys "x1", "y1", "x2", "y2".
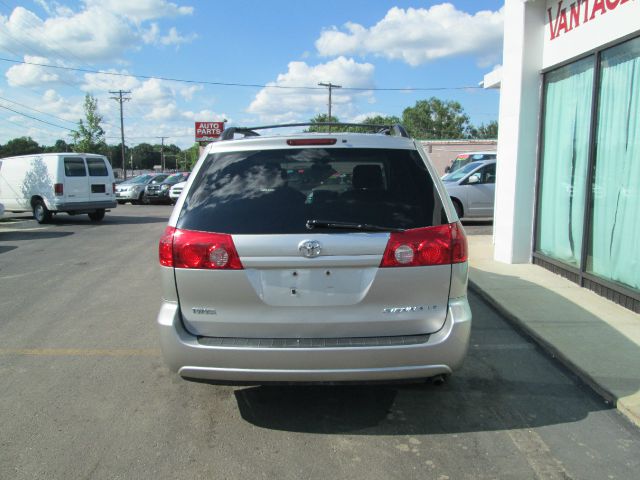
[
  {"x1": 112, "y1": 182, "x2": 116, "y2": 194},
  {"x1": 54, "y1": 183, "x2": 63, "y2": 196},
  {"x1": 380, "y1": 222, "x2": 468, "y2": 267},
  {"x1": 159, "y1": 227, "x2": 243, "y2": 270}
]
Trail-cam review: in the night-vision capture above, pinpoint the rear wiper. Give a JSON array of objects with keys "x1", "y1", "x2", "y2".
[{"x1": 305, "y1": 219, "x2": 404, "y2": 233}]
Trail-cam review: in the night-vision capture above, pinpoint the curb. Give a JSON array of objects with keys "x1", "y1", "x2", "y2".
[{"x1": 468, "y1": 278, "x2": 640, "y2": 429}]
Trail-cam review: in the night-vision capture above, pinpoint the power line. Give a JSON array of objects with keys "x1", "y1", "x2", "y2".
[
  {"x1": 0, "y1": 104, "x2": 74, "y2": 131},
  {"x1": 0, "y1": 96, "x2": 77, "y2": 125},
  {"x1": 0, "y1": 57, "x2": 484, "y2": 92}
]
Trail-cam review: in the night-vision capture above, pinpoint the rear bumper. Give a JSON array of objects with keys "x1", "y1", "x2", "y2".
[
  {"x1": 51, "y1": 200, "x2": 117, "y2": 212},
  {"x1": 115, "y1": 190, "x2": 140, "y2": 200},
  {"x1": 157, "y1": 297, "x2": 471, "y2": 383}
]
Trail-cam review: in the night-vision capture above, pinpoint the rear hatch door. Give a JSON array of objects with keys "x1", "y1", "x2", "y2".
[{"x1": 174, "y1": 142, "x2": 451, "y2": 339}]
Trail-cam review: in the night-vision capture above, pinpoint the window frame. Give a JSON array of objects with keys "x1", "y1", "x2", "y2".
[{"x1": 532, "y1": 34, "x2": 640, "y2": 310}]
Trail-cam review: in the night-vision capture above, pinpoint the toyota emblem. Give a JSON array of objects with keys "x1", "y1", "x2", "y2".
[{"x1": 299, "y1": 240, "x2": 322, "y2": 258}]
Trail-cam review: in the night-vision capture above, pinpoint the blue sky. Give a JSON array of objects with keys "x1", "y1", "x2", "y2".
[{"x1": 0, "y1": 0, "x2": 504, "y2": 148}]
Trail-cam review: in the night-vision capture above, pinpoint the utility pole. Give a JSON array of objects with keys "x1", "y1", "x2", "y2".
[
  {"x1": 109, "y1": 90, "x2": 131, "y2": 179},
  {"x1": 318, "y1": 82, "x2": 342, "y2": 121},
  {"x1": 157, "y1": 136, "x2": 168, "y2": 172}
]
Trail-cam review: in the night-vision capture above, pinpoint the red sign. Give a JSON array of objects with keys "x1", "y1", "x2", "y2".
[
  {"x1": 547, "y1": 0, "x2": 632, "y2": 41},
  {"x1": 195, "y1": 121, "x2": 225, "y2": 142}
]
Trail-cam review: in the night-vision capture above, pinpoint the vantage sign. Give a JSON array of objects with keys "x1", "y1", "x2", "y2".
[{"x1": 547, "y1": 0, "x2": 633, "y2": 41}]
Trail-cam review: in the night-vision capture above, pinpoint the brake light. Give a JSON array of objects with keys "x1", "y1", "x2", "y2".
[
  {"x1": 54, "y1": 183, "x2": 63, "y2": 196},
  {"x1": 112, "y1": 182, "x2": 116, "y2": 194},
  {"x1": 287, "y1": 138, "x2": 337, "y2": 146},
  {"x1": 159, "y1": 226, "x2": 175, "y2": 266},
  {"x1": 380, "y1": 222, "x2": 468, "y2": 267},
  {"x1": 457, "y1": 154, "x2": 470, "y2": 160},
  {"x1": 158, "y1": 227, "x2": 243, "y2": 270}
]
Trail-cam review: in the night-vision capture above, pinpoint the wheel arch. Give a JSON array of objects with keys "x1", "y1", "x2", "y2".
[{"x1": 450, "y1": 196, "x2": 464, "y2": 218}]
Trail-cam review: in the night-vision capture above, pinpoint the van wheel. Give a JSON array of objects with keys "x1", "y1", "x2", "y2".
[
  {"x1": 452, "y1": 199, "x2": 463, "y2": 219},
  {"x1": 33, "y1": 200, "x2": 52, "y2": 224},
  {"x1": 88, "y1": 209, "x2": 105, "y2": 221}
]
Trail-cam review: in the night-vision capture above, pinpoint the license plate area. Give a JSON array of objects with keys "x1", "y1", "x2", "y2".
[{"x1": 246, "y1": 267, "x2": 377, "y2": 307}]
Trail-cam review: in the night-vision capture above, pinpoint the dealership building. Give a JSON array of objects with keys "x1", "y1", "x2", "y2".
[{"x1": 486, "y1": 0, "x2": 639, "y2": 311}]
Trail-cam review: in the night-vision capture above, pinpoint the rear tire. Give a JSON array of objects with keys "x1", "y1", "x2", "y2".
[
  {"x1": 33, "y1": 199, "x2": 52, "y2": 224},
  {"x1": 88, "y1": 209, "x2": 105, "y2": 221},
  {"x1": 117, "y1": 200, "x2": 125, "y2": 205}
]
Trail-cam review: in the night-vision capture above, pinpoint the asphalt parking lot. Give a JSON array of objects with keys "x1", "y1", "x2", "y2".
[{"x1": 1, "y1": 205, "x2": 638, "y2": 480}]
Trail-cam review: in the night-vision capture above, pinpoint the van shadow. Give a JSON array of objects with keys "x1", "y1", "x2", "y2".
[
  {"x1": 0, "y1": 231, "x2": 74, "y2": 241},
  {"x1": 234, "y1": 291, "x2": 613, "y2": 435},
  {"x1": 0, "y1": 245, "x2": 18, "y2": 255},
  {"x1": 47, "y1": 215, "x2": 168, "y2": 226}
]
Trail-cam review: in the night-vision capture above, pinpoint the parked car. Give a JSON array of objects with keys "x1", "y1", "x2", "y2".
[
  {"x1": 115, "y1": 173, "x2": 168, "y2": 205},
  {"x1": 0, "y1": 153, "x2": 116, "y2": 223},
  {"x1": 444, "y1": 151, "x2": 497, "y2": 174},
  {"x1": 145, "y1": 172, "x2": 189, "y2": 204},
  {"x1": 169, "y1": 180, "x2": 187, "y2": 204},
  {"x1": 0, "y1": 201, "x2": 4, "y2": 218},
  {"x1": 157, "y1": 123, "x2": 471, "y2": 384},
  {"x1": 443, "y1": 159, "x2": 496, "y2": 219}
]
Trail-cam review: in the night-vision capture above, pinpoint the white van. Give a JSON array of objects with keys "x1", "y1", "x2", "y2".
[{"x1": 0, "y1": 153, "x2": 117, "y2": 223}]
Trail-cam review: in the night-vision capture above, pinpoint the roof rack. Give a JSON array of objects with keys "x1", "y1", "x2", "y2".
[{"x1": 219, "y1": 122, "x2": 410, "y2": 141}]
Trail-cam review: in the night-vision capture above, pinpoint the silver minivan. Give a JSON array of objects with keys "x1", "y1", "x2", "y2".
[{"x1": 157, "y1": 124, "x2": 471, "y2": 384}]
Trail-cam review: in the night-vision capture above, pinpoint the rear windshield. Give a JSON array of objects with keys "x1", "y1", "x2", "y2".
[
  {"x1": 178, "y1": 148, "x2": 446, "y2": 234},
  {"x1": 124, "y1": 175, "x2": 153, "y2": 185},
  {"x1": 87, "y1": 158, "x2": 108, "y2": 176},
  {"x1": 165, "y1": 173, "x2": 188, "y2": 184}
]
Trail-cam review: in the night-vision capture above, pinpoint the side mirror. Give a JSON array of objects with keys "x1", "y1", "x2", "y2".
[
  {"x1": 444, "y1": 166, "x2": 451, "y2": 173},
  {"x1": 467, "y1": 173, "x2": 481, "y2": 184}
]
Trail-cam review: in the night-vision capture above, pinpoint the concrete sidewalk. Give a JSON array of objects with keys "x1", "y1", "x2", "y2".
[{"x1": 467, "y1": 235, "x2": 640, "y2": 427}]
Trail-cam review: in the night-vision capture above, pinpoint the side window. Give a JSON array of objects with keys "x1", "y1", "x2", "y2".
[
  {"x1": 64, "y1": 158, "x2": 86, "y2": 177},
  {"x1": 481, "y1": 164, "x2": 496, "y2": 184},
  {"x1": 87, "y1": 158, "x2": 108, "y2": 176}
]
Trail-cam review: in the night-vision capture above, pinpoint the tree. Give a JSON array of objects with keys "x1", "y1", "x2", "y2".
[
  {"x1": 0, "y1": 136, "x2": 43, "y2": 158},
  {"x1": 131, "y1": 143, "x2": 160, "y2": 169},
  {"x1": 184, "y1": 143, "x2": 200, "y2": 170},
  {"x1": 44, "y1": 139, "x2": 72, "y2": 153},
  {"x1": 469, "y1": 121, "x2": 498, "y2": 139},
  {"x1": 71, "y1": 94, "x2": 107, "y2": 154},
  {"x1": 360, "y1": 115, "x2": 401, "y2": 126},
  {"x1": 402, "y1": 98, "x2": 471, "y2": 139},
  {"x1": 306, "y1": 113, "x2": 340, "y2": 132}
]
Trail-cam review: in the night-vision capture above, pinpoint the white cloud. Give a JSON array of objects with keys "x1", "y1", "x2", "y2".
[
  {"x1": 84, "y1": 0, "x2": 194, "y2": 22},
  {"x1": 181, "y1": 110, "x2": 228, "y2": 122},
  {"x1": 347, "y1": 112, "x2": 386, "y2": 123},
  {"x1": 39, "y1": 89, "x2": 83, "y2": 122},
  {"x1": 179, "y1": 85, "x2": 203, "y2": 101},
  {"x1": 315, "y1": 4, "x2": 503, "y2": 66},
  {"x1": 5, "y1": 55, "x2": 77, "y2": 87},
  {"x1": 131, "y1": 78, "x2": 174, "y2": 105},
  {"x1": 141, "y1": 23, "x2": 161, "y2": 44},
  {"x1": 0, "y1": 3, "x2": 196, "y2": 67},
  {"x1": 247, "y1": 57, "x2": 375, "y2": 123},
  {"x1": 81, "y1": 70, "x2": 141, "y2": 92},
  {"x1": 0, "y1": 6, "x2": 136, "y2": 62},
  {"x1": 160, "y1": 27, "x2": 197, "y2": 46},
  {"x1": 145, "y1": 102, "x2": 180, "y2": 120}
]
